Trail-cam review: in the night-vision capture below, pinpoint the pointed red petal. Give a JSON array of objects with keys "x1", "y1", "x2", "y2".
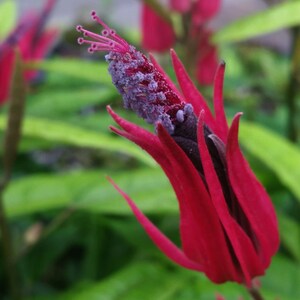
[
  {"x1": 141, "y1": 4, "x2": 175, "y2": 52},
  {"x1": 22, "y1": 29, "x2": 58, "y2": 81},
  {"x1": 196, "y1": 45, "x2": 218, "y2": 86},
  {"x1": 226, "y1": 114, "x2": 279, "y2": 267},
  {"x1": 197, "y1": 112, "x2": 265, "y2": 285},
  {"x1": 170, "y1": 0, "x2": 191, "y2": 13},
  {"x1": 0, "y1": 50, "x2": 15, "y2": 105},
  {"x1": 192, "y1": 0, "x2": 221, "y2": 26},
  {"x1": 108, "y1": 177, "x2": 203, "y2": 271},
  {"x1": 170, "y1": 49, "x2": 215, "y2": 128},
  {"x1": 108, "y1": 107, "x2": 238, "y2": 282},
  {"x1": 213, "y1": 61, "x2": 228, "y2": 141},
  {"x1": 157, "y1": 123, "x2": 241, "y2": 283}
]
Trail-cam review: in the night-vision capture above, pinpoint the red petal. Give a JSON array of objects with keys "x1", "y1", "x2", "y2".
[
  {"x1": 170, "y1": 49, "x2": 215, "y2": 128},
  {"x1": 212, "y1": 61, "x2": 228, "y2": 141},
  {"x1": 108, "y1": 177, "x2": 203, "y2": 271},
  {"x1": 108, "y1": 107, "x2": 238, "y2": 282},
  {"x1": 226, "y1": 114, "x2": 279, "y2": 268},
  {"x1": 157, "y1": 123, "x2": 241, "y2": 283},
  {"x1": 22, "y1": 29, "x2": 58, "y2": 81},
  {"x1": 197, "y1": 112, "x2": 265, "y2": 285},
  {"x1": 170, "y1": 0, "x2": 191, "y2": 12},
  {"x1": 141, "y1": 4, "x2": 175, "y2": 52},
  {"x1": 192, "y1": 0, "x2": 221, "y2": 26},
  {"x1": 0, "y1": 50, "x2": 15, "y2": 105},
  {"x1": 196, "y1": 44, "x2": 218, "y2": 86}
]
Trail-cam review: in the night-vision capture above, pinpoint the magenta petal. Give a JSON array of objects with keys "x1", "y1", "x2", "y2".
[
  {"x1": 141, "y1": 4, "x2": 175, "y2": 52},
  {"x1": 0, "y1": 50, "x2": 15, "y2": 105},
  {"x1": 170, "y1": 49, "x2": 215, "y2": 129},
  {"x1": 226, "y1": 114, "x2": 279, "y2": 267},
  {"x1": 170, "y1": 0, "x2": 191, "y2": 12},
  {"x1": 197, "y1": 112, "x2": 265, "y2": 285},
  {"x1": 107, "y1": 177, "x2": 203, "y2": 272},
  {"x1": 23, "y1": 29, "x2": 58, "y2": 81},
  {"x1": 157, "y1": 124, "x2": 241, "y2": 283},
  {"x1": 213, "y1": 61, "x2": 228, "y2": 141},
  {"x1": 192, "y1": 0, "x2": 221, "y2": 26},
  {"x1": 196, "y1": 44, "x2": 218, "y2": 86}
]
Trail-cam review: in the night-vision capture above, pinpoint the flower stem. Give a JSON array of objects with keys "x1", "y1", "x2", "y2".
[
  {"x1": 286, "y1": 26, "x2": 300, "y2": 143},
  {"x1": 248, "y1": 287, "x2": 265, "y2": 300},
  {"x1": 0, "y1": 188, "x2": 20, "y2": 300},
  {"x1": 0, "y1": 49, "x2": 26, "y2": 300}
]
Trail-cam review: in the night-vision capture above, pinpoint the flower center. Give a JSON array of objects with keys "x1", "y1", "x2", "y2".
[{"x1": 76, "y1": 11, "x2": 194, "y2": 133}]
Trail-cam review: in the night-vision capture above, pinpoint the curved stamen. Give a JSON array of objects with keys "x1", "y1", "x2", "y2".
[{"x1": 76, "y1": 11, "x2": 130, "y2": 54}]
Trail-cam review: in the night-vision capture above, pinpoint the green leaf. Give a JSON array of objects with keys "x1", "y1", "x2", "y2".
[
  {"x1": 26, "y1": 88, "x2": 116, "y2": 118},
  {"x1": 262, "y1": 255, "x2": 300, "y2": 300},
  {"x1": 239, "y1": 121, "x2": 300, "y2": 202},
  {"x1": 213, "y1": 1, "x2": 300, "y2": 43},
  {"x1": 31, "y1": 262, "x2": 190, "y2": 300},
  {"x1": 26, "y1": 58, "x2": 112, "y2": 84},
  {"x1": 278, "y1": 213, "x2": 300, "y2": 261},
  {"x1": 4, "y1": 168, "x2": 176, "y2": 218},
  {"x1": 0, "y1": 115, "x2": 155, "y2": 166},
  {"x1": 0, "y1": 0, "x2": 16, "y2": 40}
]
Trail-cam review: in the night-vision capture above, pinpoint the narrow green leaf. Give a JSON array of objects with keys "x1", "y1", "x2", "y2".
[
  {"x1": 262, "y1": 255, "x2": 300, "y2": 299},
  {"x1": 0, "y1": 116, "x2": 155, "y2": 166},
  {"x1": 278, "y1": 213, "x2": 300, "y2": 261},
  {"x1": 26, "y1": 59, "x2": 112, "y2": 84},
  {"x1": 27, "y1": 88, "x2": 116, "y2": 117},
  {"x1": 213, "y1": 1, "x2": 300, "y2": 43},
  {"x1": 4, "y1": 168, "x2": 175, "y2": 218},
  {"x1": 239, "y1": 121, "x2": 300, "y2": 202},
  {"x1": 41, "y1": 262, "x2": 186, "y2": 300},
  {"x1": 0, "y1": 0, "x2": 16, "y2": 40}
]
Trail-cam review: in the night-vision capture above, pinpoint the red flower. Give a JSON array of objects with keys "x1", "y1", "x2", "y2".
[
  {"x1": 195, "y1": 29, "x2": 219, "y2": 85},
  {"x1": 192, "y1": 0, "x2": 221, "y2": 26},
  {"x1": 170, "y1": 0, "x2": 191, "y2": 13},
  {"x1": 0, "y1": 0, "x2": 58, "y2": 105},
  {"x1": 140, "y1": 0, "x2": 220, "y2": 85},
  {"x1": 141, "y1": 3, "x2": 175, "y2": 52},
  {"x1": 77, "y1": 12, "x2": 279, "y2": 286}
]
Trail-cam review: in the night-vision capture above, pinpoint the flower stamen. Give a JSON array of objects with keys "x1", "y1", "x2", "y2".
[{"x1": 76, "y1": 11, "x2": 130, "y2": 54}]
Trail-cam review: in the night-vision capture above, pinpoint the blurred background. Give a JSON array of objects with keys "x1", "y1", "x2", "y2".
[{"x1": 0, "y1": 0, "x2": 299, "y2": 299}]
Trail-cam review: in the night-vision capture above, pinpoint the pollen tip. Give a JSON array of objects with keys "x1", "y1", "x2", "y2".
[
  {"x1": 101, "y1": 29, "x2": 109, "y2": 36},
  {"x1": 91, "y1": 10, "x2": 96, "y2": 17},
  {"x1": 88, "y1": 47, "x2": 94, "y2": 53},
  {"x1": 176, "y1": 110, "x2": 184, "y2": 123},
  {"x1": 77, "y1": 37, "x2": 84, "y2": 44},
  {"x1": 76, "y1": 25, "x2": 83, "y2": 32}
]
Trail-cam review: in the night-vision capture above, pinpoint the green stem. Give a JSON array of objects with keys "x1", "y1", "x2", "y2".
[
  {"x1": 248, "y1": 287, "x2": 265, "y2": 300},
  {"x1": 286, "y1": 26, "x2": 300, "y2": 143},
  {"x1": 179, "y1": 13, "x2": 199, "y2": 84},
  {"x1": 0, "y1": 50, "x2": 26, "y2": 300},
  {"x1": 0, "y1": 187, "x2": 20, "y2": 300}
]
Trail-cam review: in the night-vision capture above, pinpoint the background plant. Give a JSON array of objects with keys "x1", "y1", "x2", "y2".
[{"x1": 0, "y1": 0, "x2": 299, "y2": 299}]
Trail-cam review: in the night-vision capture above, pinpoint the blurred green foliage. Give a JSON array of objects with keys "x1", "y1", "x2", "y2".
[{"x1": 1, "y1": 1, "x2": 300, "y2": 299}]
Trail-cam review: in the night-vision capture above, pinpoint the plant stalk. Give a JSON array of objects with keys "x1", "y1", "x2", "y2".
[
  {"x1": 248, "y1": 287, "x2": 265, "y2": 300},
  {"x1": 286, "y1": 26, "x2": 300, "y2": 142},
  {"x1": 0, "y1": 189, "x2": 20, "y2": 300},
  {"x1": 0, "y1": 49, "x2": 26, "y2": 300}
]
